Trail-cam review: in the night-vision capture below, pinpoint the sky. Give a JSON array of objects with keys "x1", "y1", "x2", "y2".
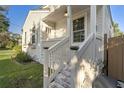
[
  {"x1": 6, "y1": 5, "x2": 124, "y2": 34},
  {"x1": 7, "y1": 5, "x2": 40, "y2": 34},
  {"x1": 111, "y1": 5, "x2": 124, "y2": 32}
]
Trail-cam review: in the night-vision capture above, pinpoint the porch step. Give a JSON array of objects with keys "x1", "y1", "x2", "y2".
[
  {"x1": 63, "y1": 65, "x2": 71, "y2": 72},
  {"x1": 49, "y1": 81, "x2": 64, "y2": 88},
  {"x1": 48, "y1": 65, "x2": 71, "y2": 88},
  {"x1": 61, "y1": 70, "x2": 71, "y2": 77},
  {"x1": 55, "y1": 73, "x2": 71, "y2": 88}
]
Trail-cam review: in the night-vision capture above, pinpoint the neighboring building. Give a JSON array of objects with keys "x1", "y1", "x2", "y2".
[{"x1": 22, "y1": 5, "x2": 113, "y2": 88}]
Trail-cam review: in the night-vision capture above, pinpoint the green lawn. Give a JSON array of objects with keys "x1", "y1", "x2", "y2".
[{"x1": 0, "y1": 49, "x2": 43, "y2": 88}]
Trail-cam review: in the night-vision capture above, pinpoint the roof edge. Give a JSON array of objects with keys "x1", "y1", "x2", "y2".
[
  {"x1": 22, "y1": 10, "x2": 49, "y2": 31},
  {"x1": 107, "y1": 5, "x2": 113, "y2": 24}
]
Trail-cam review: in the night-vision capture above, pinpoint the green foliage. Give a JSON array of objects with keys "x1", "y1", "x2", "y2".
[
  {"x1": 0, "y1": 14, "x2": 9, "y2": 32},
  {"x1": 0, "y1": 6, "x2": 9, "y2": 11},
  {"x1": 15, "y1": 51, "x2": 33, "y2": 64},
  {"x1": 0, "y1": 32, "x2": 20, "y2": 49},
  {"x1": 0, "y1": 32, "x2": 10, "y2": 48},
  {"x1": 113, "y1": 22, "x2": 123, "y2": 37},
  {"x1": 0, "y1": 8, "x2": 10, "y2": 48},
  {"x1": 12, "y1": 45, "x2": 22, "y2": 55},
  {"x1": 6, "y1": 41, "x2": 15, "y2": 49}
]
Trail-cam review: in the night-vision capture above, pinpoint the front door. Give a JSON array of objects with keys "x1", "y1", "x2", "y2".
[{"x1": 73, "y1": 16, "x2": 85, "y2": 45}]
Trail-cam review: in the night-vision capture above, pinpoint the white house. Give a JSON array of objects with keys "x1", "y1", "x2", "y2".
[{"x1": 22, "y1": 5, "x2": 113, "y2": 88}]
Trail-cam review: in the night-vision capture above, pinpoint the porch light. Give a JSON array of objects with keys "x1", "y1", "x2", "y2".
[{"x1": 64, "y1": 11, "x2": 68, "y2": 16}]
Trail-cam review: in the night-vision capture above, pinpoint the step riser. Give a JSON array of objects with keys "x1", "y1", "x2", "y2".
[{"x1": 49, "y1": 65, "x2": 71, "y2": 88}]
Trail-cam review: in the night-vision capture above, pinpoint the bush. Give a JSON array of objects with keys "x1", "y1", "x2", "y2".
[
  {"x1": 6, "y1": 41, "x2": 15, "y2": 49},
  {"x1": 12, "y1": 45, "x2": 22, "y2": 55},
  {"x1": 15, "y1": 51, "x2": 33, "y2": 63}
]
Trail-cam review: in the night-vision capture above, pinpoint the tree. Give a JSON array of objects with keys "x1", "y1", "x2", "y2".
[
  {"x1": 0, "y1": 32, "x2": 10, "y2": 48},
  {"x1": 113, "y1": 22, "x2": 123, "y2": 37},
  {"x1": 0, "y1": 6, "x2": 9, "y2": 11},
  {"x1": 0, "y1": 6, "x2": 10, "y2": 48},
  {"x1": 0, "y1": 14, "x2": 9, "y2": 32},
  {"x1": 0, "y1": 6, "x2": 9, "y2": 32}
]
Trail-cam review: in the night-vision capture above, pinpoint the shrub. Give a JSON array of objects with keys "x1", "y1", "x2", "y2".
[
  {"x1": 15, "y1": 51, "x2": 33, "y2": 63},
  {"x1": 12, "y1": 45, "x2": 22, "y2": 55}
]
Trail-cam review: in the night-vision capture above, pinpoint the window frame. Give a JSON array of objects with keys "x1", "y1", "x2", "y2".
[
  {"x1": 31, "y1": 26, "x2": 36, "y2": 44},
  {"x1": 25, "y1": 32, "x2": 26, "y2": 45},
  {"x1": 71, "y1": 11, "x2": 87, "y2": 46},
  {"x1": 73, "y1": 17, "x2": 85, "y2": 43}
]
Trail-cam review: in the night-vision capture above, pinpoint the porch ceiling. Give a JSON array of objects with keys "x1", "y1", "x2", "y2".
[
  {"x1": 43, "y1": 5, "x2": 89, "y2": 23},
  {"x1": 43, "y1": 6, "x2": 66, "y2": 23}
]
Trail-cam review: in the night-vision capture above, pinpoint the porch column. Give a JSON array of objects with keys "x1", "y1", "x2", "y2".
[
  {"x1": 67, "y1": 5, "x2": 74, "y2": 87},
  {"x1": 67, "y1": 5, "x2": 72, "y2": 46},
  {"x1": 90, "y1": 5, "x2": 96, "y2": 62}
]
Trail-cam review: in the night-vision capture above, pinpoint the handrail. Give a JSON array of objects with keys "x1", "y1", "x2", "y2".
[
  {"x1": 44, "y1": 36, "x2": 70, "y2": 87},
  {"x1": 70, "y1": 33, "x2": 95, "y2": 88},
  {"x1": 77, "y1": 33, "x2": 95, "y2": 58},
  {"x1": 48, "y1": 36, "x2": 69, "y2": 51}
]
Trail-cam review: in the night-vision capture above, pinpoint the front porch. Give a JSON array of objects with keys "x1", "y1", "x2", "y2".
[
  {"x1": 43, "y1": 5, "x2": 105, "y2": 88},
  {"x1": 42, "y1": 5, "x2": 103, "y2": 48}
]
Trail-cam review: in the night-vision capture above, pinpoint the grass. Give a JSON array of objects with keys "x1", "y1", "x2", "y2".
[{"x1": 0, "y1": 49, "x2": 43, "y2": 88}]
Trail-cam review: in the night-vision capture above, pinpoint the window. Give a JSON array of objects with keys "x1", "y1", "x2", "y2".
[
  {"x1": 32, "y1": 34, "x2": 35, "y2": 44},
  {"x1": 25, "y1": 32, "x2": 26, "y2": 44},
  {"x1": 46, "y1": 27, "x2": 51, "y2": 34},
  {"x1": 73, "y1": 17, "x2": 85, "y2": 42},
  {"x1": 37, "y1": 31, "x2": 38, "y2": 43},
  {"x1": 31, "y1": 26, "x2": 36, "y2": 44},
  {"x1": 32, "y1": 26, "x2": 36, "y2": 33},
  {"x1": 45, "y1": 27, "x2": 51, "y2": 40}
]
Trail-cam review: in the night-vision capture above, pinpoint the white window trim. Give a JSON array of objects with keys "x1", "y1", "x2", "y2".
[{"x1": 71, "y1": 10, "x2": 87, "y2": 46}]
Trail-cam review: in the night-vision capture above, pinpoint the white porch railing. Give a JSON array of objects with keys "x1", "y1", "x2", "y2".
[
  {"x1": 44, "y1": 32, "x2": 102, "y2": 88},
  {"x1": 70, "y1": 33, "x2": 96, "y2": 87},
  {"x1": 44, "y1": 36, "x2": 70, "y2": 87}
]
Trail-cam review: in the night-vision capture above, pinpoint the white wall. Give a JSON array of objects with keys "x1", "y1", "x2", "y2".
[
  {"x1": 22, "y1": 10, "x2": 49, "y2": 64},
  {"x1": 104, "y1": 6, "x2": 113, "y2": 38},
  {"x1": 96, "y1": 6, "x2": 104, "y2": 62},
  {"x1": 95, "y1": 5, "x2": 113, "y2": 63},
  {"x1": 55, "y1": 18, "x2": 67, "y2": 38}
]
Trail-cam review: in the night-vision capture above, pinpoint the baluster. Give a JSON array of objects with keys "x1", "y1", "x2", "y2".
[
  {"x1": 52, "y1": 50, "x2": 55, "y2": 73},
  {"x1": 43, "y1": 48, "x2": 49, "y2": 88},
  {"x1": 59, "y1": 48, "x2": 61, "y2": 67},
  {"x1": 51, "y1": 50, "x2": 54, "y2": 74},
  {"x1": 53, "y1": 49, "x2": 56, "y2": 73},
  {"x1": 49, "y1": 52, "x2": 51, "y2": 77},
  {"x1": 48, "y1": 53, "x2": 50, "y2": 77},
  {"x1": 50, "y1": 52, "x2": 52, "y2": 75},
  {"x1": 46, "y1": 37, "x2": 70, "y2": 85}
]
